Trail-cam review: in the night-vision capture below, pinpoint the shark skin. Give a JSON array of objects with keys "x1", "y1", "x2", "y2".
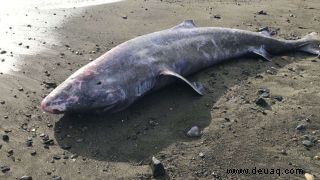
[{"x1": 40, "y1": 20, "x2": 320, "y2": 114}]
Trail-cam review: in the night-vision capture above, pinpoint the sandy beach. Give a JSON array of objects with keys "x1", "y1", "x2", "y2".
[{"x1": 0, "y1": 0, "x2": 320, "y2": 179}]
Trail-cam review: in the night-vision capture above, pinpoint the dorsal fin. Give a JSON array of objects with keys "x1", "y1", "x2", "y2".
[{"x1": 171, "y1": 20, "x2": 197, "y2": 30}]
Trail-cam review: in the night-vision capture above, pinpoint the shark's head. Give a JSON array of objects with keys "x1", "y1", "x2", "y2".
[{"x1": 40, "y1": 66, "x2": 126, "y2": 114}]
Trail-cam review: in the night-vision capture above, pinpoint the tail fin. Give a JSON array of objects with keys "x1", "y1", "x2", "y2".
[{"x1": 299, "y1": 32, "x2": 320, "y2": 56}]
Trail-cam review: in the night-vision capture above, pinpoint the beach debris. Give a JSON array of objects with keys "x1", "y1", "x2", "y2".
[{"x1": 150, "y1": 156, "x2": 165, "y2": 177}]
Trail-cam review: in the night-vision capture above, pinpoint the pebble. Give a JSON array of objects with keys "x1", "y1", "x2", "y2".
[
  {"x1": 274, "y1": 96, "x2": 283, "y2": 101},
  {"x1": 257, "y1": 10, "x2": 267, "y2": 15},
  {"x1": 52, "y1": 175, "x2": 62, "y2": 180},
  {"x1": 20, "y1": 176, "x2": 32, "y2": 180},
  {"x1": 302, "y1": 140, "x2": 313, "y2": 147},
  {"x1": 0, "y1": 50, "x2": 6, "y2": 54},
  {"x1": 213, "y1": 14, "x2": 221, "y2": 19},
  {"x1": 2, "y1": 134, "x2": 9, "y2": 142},
  {"x1": 296, "y1": 123, "x2": 306, "y2": 131},
  {"x1": 26, "y1": 139, "x2": 33, "y2": 147},
  {"x1": 304, "y1": 173, "x2": 314, "y2": 180},
  {"x1": 199, "y1": 152, "x2": 205, "y2": 158},
  {"x1": 0, "y1": 100, "x2": 5, "y2": 104},
  {"x1": 150, "y1": 156, "x2": 165, "y2": 177},
  {"x1": 30, "y1": 150, "x2": 37, "y2": 156},
  {"x1": 187, "y1": 126, "x2": 201, "y2": 137},
  {"x1": 0, "y1": 165, "x2": 10, "y2": 173},
  {"x1": 53, "y1": 155, "x2": 61, "y2": 160},
  {"x1": 255, "y1": 97, "x2": 268, "y2": 107},
  {"x1": 122, "y1": 15, "x2": 128, "y2": 19},
  {"x1": 258, "y1": 88, "x2": 270, "y2": 98}
]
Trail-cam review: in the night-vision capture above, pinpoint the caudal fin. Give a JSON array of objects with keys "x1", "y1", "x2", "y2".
[{"x1": 299, "y1": 32, "x2": 320, "y2": 56}]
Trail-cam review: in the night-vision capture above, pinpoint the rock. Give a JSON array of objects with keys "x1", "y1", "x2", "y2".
[
  {"x1": 0, "y1": 50, "x2": 6, "y2": 54},
  {"x1": 255, "y1": 98, "x2": 268, "y2": 107},
  {"x1": 187, "y1": 126, "x2": 201, "y2": 137},
  {"x1": 20, "y1": 176, "x2": 32, "y2": 180},
  {"x1": 0, "y1": 165, "x2": 10, "y2": 173},
  {"x1": 70, "y1": 154, "x2": 78, "y2": 159},
  {"x1": 257, "y1": 10, "x2": 267, "y2": 15},
  {"x1": 0, "y1": 100, "x2": 5, "y2": 104},
  {"x1": 2, "y1": 134, "x2": 9, "y2": 142},
  {"x1": 53, "y1": 155, "x2": 61, "y2": 160},
  {"x1": 296, "y1": 123, "x2": 307, "y2": 131},
  {"x1": 274, "y1": 96, "x2": 283, "y2": 101},
  {"x1": 280, "y1": 149, "x2": 287, "y2": 155},
  {"x1": 302, "y1": 140, "x2": 313, "y2": 147},
  {"x1": 122, "y1": 15, "x2": 127, "y2": 19},
  {"x1": 26, "y1": 139, "x2": 33, "y2": 147},
  {"x1": 150, "y1": 156, "x2": 165, "y2": 177},
  {"x1": 52, "y1": 175, "x2": 62, "y2": 180},
  {"x1": 304, "y1": 173, "x2": 314, "y2": 180},
  {"x1": 199, "y1": 152, "x2": 205, "y2": 158},
  {"x1": 30, "y1": 150, "x2": 37, "y2": 156},
  {"x1": 213, "y1": 14, "x2": 221, "y2": 19},
  {"x1": 258, "y1": 88, "x2": 270, "y2": 98}
]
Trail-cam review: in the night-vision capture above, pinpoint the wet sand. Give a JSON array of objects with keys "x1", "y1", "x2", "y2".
[{"x1": 0, "y1": 0, "x2": 320, "y2": 179}]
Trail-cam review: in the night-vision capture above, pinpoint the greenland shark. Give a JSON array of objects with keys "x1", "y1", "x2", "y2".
[{"x1": 41, "y1": 20, "x2": 320, "y2": 114}]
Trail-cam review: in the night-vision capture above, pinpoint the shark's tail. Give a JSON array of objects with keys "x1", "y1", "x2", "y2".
[{"x1": 299, "y1": 32, "x2": 320, "y2": 56}]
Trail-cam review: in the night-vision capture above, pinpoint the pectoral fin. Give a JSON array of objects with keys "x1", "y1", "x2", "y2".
[
  {"x1": 160, "y1": 70, "x2": 205, "y2": 95},
  {"x1": 251, "y1": 46, "x2": 272, "y2": 61}
]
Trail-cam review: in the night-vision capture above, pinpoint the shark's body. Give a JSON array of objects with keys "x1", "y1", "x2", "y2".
[{"x1": 41, "y1": 20, "x2": 320, "y2": 114}]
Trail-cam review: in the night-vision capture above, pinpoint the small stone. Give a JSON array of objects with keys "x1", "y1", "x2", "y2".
[
  {"x1": 150, "y1": 156, "x2": 165, "y2": 177},
  {"x1": 52, "y1": 175, "x2": 62, "y2": 180},
  {"x1": 70, "y1": 154, "x2": 78, "y2": 159},
  {"x1": 274, "y1": 96, "x2": 283, "y2": 101},
  {"x1": 213, "y1": 14, "x2": 221, "y2": 19},
  {"x1": 122, "y1": 15, "x2": 127, "y2": 19},
  {"x1": 255, "y1": 98, "x2": 268, "y2": 107},
  {"x1": 2, "y1": 134, "x2": 9, "y2": 141},
  {"x1": 187, "y1": 126, "x2": 201, "y2": 137},
  {"x1": 296, "y1": 123, "x2": 306, "y2": 131},
  {"x1": 280, "y1": 149, "x2": 287, "y2": 155},
  {"x1": 20, "y1": 175, "x2": 32, "y2": 180},
  {"x1": 257, "y1": 10, "x2": 267, "y2": 15},
  {"x1": 53, "y1": 155, "x2": 61, "y2": 160},
  {"x1": 76, "y1": 138, "x2": 83, "y2": 143},
  {"x1": 304, "y1": 173, "x2": 314, "y2": 180},
  {"x1": 30, "y1": 150, "x2": 37, "y2": 156},
  {"x1": 0, "y1": 100, "x2": 5, "y2": 104},
  {"x1": 0, "y1": 165, "x2": 10, "y2": 173},
  {"x1": 26, "y1": 139, "x2": 33, "y2": 147},
  {"x1": 314, "y1": 156, "x2": 320, "y2": 160},
  {"x1": 302, "y1": 140, "x2": 313, "y2": 147},
  {"x1": 0, "y1": 50, "x2": 7, "y2": 54},
  {"x1": 199, "y1": 152, "x2": 205, "y2": 158}
]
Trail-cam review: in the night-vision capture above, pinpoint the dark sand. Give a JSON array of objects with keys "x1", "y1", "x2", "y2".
[{"x1": 0, "y1": 0, "x2": 320, "y2": 179}]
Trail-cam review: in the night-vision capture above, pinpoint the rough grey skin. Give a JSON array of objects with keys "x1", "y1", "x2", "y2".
[{"x1": 41, "y1": 20, "x2": 320, "y2": 114}]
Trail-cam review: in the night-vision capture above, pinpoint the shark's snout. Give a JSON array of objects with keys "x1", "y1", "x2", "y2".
[{"x1": 40, "y1": 98, "x2": 65, "y2": 114}]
